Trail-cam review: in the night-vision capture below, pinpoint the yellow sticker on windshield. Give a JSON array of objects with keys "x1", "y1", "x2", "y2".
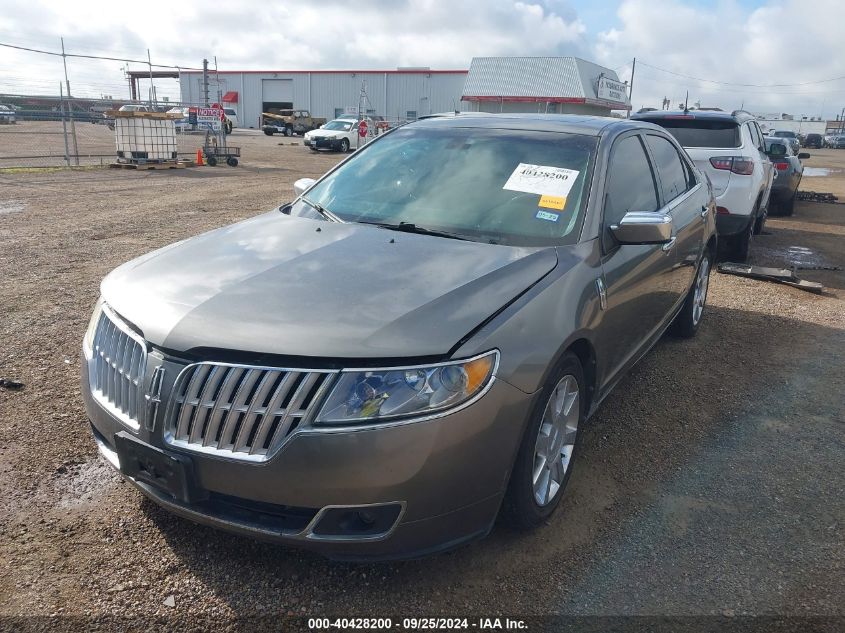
[{"x1": 538, "y1": 195, "x2": 566, "y2": 210}]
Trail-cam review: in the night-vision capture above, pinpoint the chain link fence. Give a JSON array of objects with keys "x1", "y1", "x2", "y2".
[{"x1": 0, "y1": 93, "x2": 214, "y2": 168}]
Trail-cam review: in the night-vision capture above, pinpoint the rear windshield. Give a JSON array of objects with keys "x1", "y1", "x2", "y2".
[
  {"x1": 773, "y1": 131, "x2": 797, "y2": 138},
  {"x1": 640, "y1": 118, "x2": 741, "y2": 148}
]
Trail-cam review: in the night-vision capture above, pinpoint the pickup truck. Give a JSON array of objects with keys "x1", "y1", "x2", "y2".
[{"x1": 262, "y1": 110, "x2": 326, "y2": 136}]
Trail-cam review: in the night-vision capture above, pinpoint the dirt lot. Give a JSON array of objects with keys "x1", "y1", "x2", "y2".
[
  {"x1": 1, "y1": 136, "x2": 843, "y2": 630},
  {"x1": 0, "y1": 121, "x2": 307, "y2": 168}
]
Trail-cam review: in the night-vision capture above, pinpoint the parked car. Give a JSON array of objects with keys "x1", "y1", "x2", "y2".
[
  {"x1": 82, "y1": 113, "x2": 716, "y2": 560},
  {"x1": 166, "y1": 107, "x2": 191, "y2": 131},
  {"x1": 223, "y1": 108, "x2": 239, "y2": 129},
  {"x1": 770, "y1": 130, "x2": 801, "y2": 155},
  {"x1": 764, "y1": 137, "x2": 809, "y2": 216},
  {"x1": 802, "y1": 133, "x2": 823, "y2": 149},
  {"x1": 262, "y1": 109, "x2": 326, "y2": 136},
  {"x1": 304, "y1": 118, "x2": 364, "y2": 152},
  {"x1": 632, "y1": 110, "x2": 773, "y2": 261},
  {"x1": 830, "y1": 135, "x2": 845, "y2": 149},
  {"x1": 0, "y1": 104, "x2": 15, "y2": 124},
  {"x1": 118, "y1": 104, "x2": 151, "y2": 113}
]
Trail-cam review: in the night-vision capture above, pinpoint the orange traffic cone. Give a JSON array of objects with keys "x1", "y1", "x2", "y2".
[{"x1": 196, "y1": 149, "x2": 204, "y2": 166}]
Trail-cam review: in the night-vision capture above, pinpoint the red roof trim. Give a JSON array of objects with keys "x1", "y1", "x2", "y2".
[
  {"x1": 180, "y1": 69, "x2": 467, "y2": 75},
  {"x1": 461, "y1": 96, "x2": 588, "y2": 104},
  {"x1": 462, "y1": 95, "x2": 632, "y2": 110}
]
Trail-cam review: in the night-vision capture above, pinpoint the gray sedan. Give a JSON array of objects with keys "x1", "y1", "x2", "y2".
[
  {"x1": 81, "y1": 114, "x2": 717, "y2": 560},
  {"x1": 765, "y1": 137, "x2": 809, "y2": 216}
]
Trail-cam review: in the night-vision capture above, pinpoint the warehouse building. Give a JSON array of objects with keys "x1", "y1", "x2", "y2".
[
  {"x1": 179, "y1": 69, "x2": 468, "y2": 129},
  {"x1": 461, "y1": 57, "x2": 630, "y2": 115}
]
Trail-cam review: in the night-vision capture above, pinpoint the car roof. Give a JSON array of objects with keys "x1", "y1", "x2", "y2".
[
  {"x1": 410, "y1": 113, "x2": 655, "y2": 137},
  {"x1": 632, "y1": 109, "x2": 757, "y2": 124}
]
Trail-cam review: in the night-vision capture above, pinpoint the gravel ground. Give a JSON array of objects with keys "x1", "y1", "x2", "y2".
[{"x1": 0, "y1": 138, "x2": 843, "y2": 631}]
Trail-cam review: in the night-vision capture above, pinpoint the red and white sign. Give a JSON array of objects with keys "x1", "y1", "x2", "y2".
[
  {"x1": 358, "y1": 120, "x2": 368, "y2": 137},
  {"x1": 197, "y1": 106, "x2": 224, "y2": 131}
]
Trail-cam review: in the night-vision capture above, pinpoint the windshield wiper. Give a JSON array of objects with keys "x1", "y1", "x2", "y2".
[
  {"x1": 301, "y1": 197, "x2": 341, "y2": 223},
  {"x1": 359, "y1": 221, "x2": 471, "y2": 242}
]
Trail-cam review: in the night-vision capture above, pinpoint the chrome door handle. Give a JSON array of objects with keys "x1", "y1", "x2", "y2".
[
  {"x1": 662, "y1": 236, "x2": 677, "y2": 252},
  {"x1": 700, "y1": 206, "x2": 709, "y2": 218}
]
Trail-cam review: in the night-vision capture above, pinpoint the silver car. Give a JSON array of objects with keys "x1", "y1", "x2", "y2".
[{"x1": 82, "y1": 114, "x2": 717, "y2": 560}]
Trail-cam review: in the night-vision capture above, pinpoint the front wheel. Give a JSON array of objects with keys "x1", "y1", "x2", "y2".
[
  {"x1": 205, "y1": 155, "x2": 217, "y2": 167},
  {"x1": 264, "y1": 129, "x2": 274, "y2": 136},
  {"x1": 502, "y1": 353, "x2": 584, "y2": 529},
  {"x1": 671, "y1": 251, "x2": 711, "y2": 338},
  {"x1": 782, "y1": 192, "x2": 796, "y2": 216},
  {"x1": 339, "y1": 138, "x2": 350, "y2": 153},
  {"x1": 226, "y1": 157, "x2": 238, "y2": 167},
  {"x1": 284, "y1": 126, "x2": 293, "y2": 137}
]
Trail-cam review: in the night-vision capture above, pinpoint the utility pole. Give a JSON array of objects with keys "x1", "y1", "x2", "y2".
[
  {"x1": 58, "y1": 83, "x2": 71, "y2": 167},
  {"x1": 202, "y1": 58, "x2": 210, "y2": 106},
  {"x1": 627, "y1": 57, "x2": 636, "y2": 118},
  {"x1": 214, "y1": 56, "x2": 222, "y2": 104},
  {"x1": 60, "y1": 37, "x2": 79, "y2": 165},
  {"x1": 147, "y1": 49, "x2": 156, "y2": 106}
]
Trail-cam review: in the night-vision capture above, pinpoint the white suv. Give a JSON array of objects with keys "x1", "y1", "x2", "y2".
[{"x1": 632, "y1": 110, "x2": 774, "y2": 261}]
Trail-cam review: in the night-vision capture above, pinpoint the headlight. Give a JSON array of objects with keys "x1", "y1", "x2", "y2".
[
  {"x1": 315, "y1": 351, "x2": 499, "y2": 425},
  {"x1": 82, "y1": 297, "x2": 104, "y2": 357}
]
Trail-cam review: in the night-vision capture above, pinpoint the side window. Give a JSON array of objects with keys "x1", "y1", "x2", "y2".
[
  {"x1": 645, "y1": 134, "x2": 692, "y2": 203},
  {"x1": 754, "y1": 123, "x2": 766, "y2": 151},
  {"x1": 604, "y1": 135, "x2": 660, "y2": 228},
  {"x1": 747, "y1": 123, "x2": 760, "y2": 150}
]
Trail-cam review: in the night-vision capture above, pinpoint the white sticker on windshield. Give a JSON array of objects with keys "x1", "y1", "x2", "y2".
[{"x1": 503, "y1": 163, "x2": 580, "y2": 198}]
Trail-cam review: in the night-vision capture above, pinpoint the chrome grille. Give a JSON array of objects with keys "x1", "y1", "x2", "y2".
[
  {"x1": 164, "y1": 363, "x2": 336, "y2": 462},
  {"x1": 90, "y1": 308, "x2": 147, "y2": 430}
]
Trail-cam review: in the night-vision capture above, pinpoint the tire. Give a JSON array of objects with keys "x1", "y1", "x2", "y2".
[
  {"x1": 339, "y1": 138, "x2": 350, "y2": 153},
  {"x1": 226, "y1": 157, "x2": 238, "y2": 167},
  {"x1": 782, "y1": 192, "x2": 796, "y2": 216},
  {"x1": 671, "y1": 251, "x2": 712, "y2": 338},
  {"x1": 730, "y1": 216, "x2": 754, "y2": 262},
  {"x1": 284, "y1": 126, "x2": 293, "y2": 137},
  {"x1": 502, "y1": 352, "x2": 584, "y2": 529},
  {"x1": 205, "y1": 155, "x2": 217, "y2": 167},
  {"x1": 264, "y1": 129, "x2": 274, "y2": 136},
  {"x1": 753, "y1": 204, "x2": 767, "y2": 234}
]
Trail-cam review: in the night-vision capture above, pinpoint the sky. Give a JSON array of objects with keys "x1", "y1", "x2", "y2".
[{"x1": 1, "y1": 0, "x2": 844, "y2": 118}]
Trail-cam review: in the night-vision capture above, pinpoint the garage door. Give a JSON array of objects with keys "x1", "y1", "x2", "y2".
[{"x1": 262, "y1": 79, "x2": 293, "y2": 106}]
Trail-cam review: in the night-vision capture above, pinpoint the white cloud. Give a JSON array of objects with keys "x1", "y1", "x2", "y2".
[{"x1": 594, "y1": 0, "x2": 845, "y2": 117}]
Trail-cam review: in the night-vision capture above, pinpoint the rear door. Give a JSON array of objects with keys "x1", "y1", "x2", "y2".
[
  {"x1": 596, "y1": 133, "x2": 681, "y2": 390},
  {"x1": 644, "y1": 133, "x2": 706, "y2": 295}
]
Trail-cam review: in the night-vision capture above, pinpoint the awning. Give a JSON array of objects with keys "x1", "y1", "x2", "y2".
[{"x1": 222, "y1": 91, "x2": 238, "y2": 103}]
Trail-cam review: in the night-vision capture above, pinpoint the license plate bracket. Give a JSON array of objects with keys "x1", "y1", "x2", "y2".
[{"x1": 114, "y1": 431, "x2": 205, "y2": 504}]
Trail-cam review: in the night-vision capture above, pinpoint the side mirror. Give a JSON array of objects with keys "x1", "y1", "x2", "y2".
[
  {"x1": 293, "y1": 177, "x2": 317, "y2": 197},
  {"x1": 610, "y1": 212, "x2": 673, "y2": 245},
  {"x1": 798, "y1": 152, "x2": 810, "y2": 160}
]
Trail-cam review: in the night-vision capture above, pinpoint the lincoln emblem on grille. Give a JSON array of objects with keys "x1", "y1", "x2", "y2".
[{"x1": 144, "y1": 366, "x2": 166, "y2": 431}]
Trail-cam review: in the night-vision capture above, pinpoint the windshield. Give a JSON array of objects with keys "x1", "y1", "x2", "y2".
[
  {"x1": 641, "y1": 118, "x2": 740, "y2": 148},
  {"x1": 292, "y1": 125, "x2": 596, "y2": 246},
  {"x1": 224, "y1": 109, "x2": 236, "y2": 116},
  {"x1": 323, "y1": 120, "x2": 354, "y2": 131},
  {"x1": 773, "y1": 131, "x2": 796, "y2": 138}
]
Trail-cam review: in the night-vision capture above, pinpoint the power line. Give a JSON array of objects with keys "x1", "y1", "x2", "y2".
[
  {"x1": 638, "y1": 60, "x2": 845, "y2": 88},
  {"x1": 0, "y1": 41, "x2": 204, "y2": 71}
]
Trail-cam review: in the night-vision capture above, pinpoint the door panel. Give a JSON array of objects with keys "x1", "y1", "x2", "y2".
[{"x1": 595, "y1": 134, "x2": 679, "y2": 391}]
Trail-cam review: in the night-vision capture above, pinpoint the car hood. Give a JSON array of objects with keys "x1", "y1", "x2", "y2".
[{"x1": 101, "y1": 212, "x2": 558, "y2": 359}]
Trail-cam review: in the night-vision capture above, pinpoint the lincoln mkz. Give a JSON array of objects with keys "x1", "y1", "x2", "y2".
[{"x1": 82, "y1": 114, "x2": 716, "y2": 560}]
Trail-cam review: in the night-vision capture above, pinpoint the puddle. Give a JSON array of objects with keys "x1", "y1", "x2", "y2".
[
  {"x1": 0, "y1": 200, "x2": 25, "y2": 215},
  {"x1": 802, "y1": 167, "x2": 834, "y2": 177},
  {"x1": 784, "y1": 245, "x2": 826, "y2": 268},
  {"x1": 53, "y1": 455, "x2": 120, "y2": 509}
]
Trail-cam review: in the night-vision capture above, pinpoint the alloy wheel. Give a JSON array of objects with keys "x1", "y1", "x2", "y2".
[
  {"x1": 532, "y1": 374, "x2": 580, "y2": 506},
  {"x1": 692, "y1": 257, "x2": 710, "y2": 326}
]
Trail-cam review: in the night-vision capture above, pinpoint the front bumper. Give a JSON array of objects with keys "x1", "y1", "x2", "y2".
[
  {"x1": 310, "y1": 136, "x2": 345, "y2": 151},
  {"x1": 82, "y1": 352, "x2": 533, "y2": 560}
]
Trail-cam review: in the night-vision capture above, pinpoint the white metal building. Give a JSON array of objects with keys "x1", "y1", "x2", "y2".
[
  {"x1": 461, "y1": 57, "x2": 631, "y2": 115},
  {"x1": 179, "y1": 69, "x2": 468, "y2": 129}
]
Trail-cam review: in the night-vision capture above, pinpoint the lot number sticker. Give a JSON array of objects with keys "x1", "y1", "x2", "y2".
[{"x1": 503, "y1": 163, "x2": 580, "y2": 198}]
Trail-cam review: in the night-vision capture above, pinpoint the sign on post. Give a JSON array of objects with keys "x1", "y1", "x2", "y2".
[
  {"x1": 358, "y1": 120, "x2": 368, "y2": 137},
  {"x1": 597, "y1": 76, "x2": 630, "y2": 105},
  {"x1": 197, "y1": 106, "x2": 223, "y2": 132}
]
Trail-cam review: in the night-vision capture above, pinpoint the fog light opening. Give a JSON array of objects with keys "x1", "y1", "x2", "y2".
[{"x1": 311, "y1": 503, "x2": 402, "y2": 538}]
